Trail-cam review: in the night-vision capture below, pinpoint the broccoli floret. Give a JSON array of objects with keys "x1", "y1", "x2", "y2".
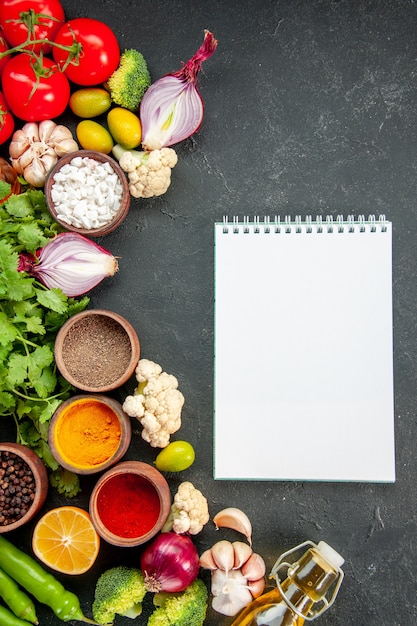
[
  {"x1": 92, "y1": 566, "x2": 147, "y2": 625},
  {"x1": 107, "y1": 49, "x2": 151, "y2": 111},
  {"x1": 148, "y1": 579, "x2": 208, "y2": 626}
]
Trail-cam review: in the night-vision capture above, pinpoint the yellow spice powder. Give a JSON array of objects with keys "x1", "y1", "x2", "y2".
[{"x1": 55, "y1": 398, "x2": 121, "y2": 468}]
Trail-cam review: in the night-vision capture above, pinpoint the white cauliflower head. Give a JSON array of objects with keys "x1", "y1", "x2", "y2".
[
  {"x1": 170, "y1": 481, "x2": 210, "y2": 535},
  {"x1": 122, "y1": 358, "x2": 184, "y2": 448}
]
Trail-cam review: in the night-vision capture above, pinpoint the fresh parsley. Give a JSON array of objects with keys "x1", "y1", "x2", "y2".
[{"x1": 0, "y1": 181, "x2": 89, "y2": 495}]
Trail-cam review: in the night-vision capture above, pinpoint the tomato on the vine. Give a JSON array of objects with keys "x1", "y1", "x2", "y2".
[
  {"x1": 0, "y1": 93, "x2": 15, "y2": 145},
  {"x1": 0, "y1": 0, "x2": 65, "y2": 54},
  {"x1": 1, "y1": 53, "x2": 70, "y2": 122},
  {"x1": 52, "y1": 18, "x2": 120, "y2": 86},
  {"x1": 0, "y1": 36, "x2": 10, "y2": 78}
]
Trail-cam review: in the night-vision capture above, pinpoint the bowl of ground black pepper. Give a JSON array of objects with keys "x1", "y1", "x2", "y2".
[
  {"x1": 54, "y1": 309, "x2": 140, "y2": 393},
  {"x1": 0, "y1": 443, "x2": 48, "y2": 533}
]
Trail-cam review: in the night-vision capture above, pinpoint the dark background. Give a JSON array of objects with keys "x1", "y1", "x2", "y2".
[{"x1": 1, "y1": 0, "x2": 417, "y2": 624}]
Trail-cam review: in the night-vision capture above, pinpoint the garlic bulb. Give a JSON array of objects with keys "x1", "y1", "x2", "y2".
[
  {"x1": 211, "y1": 569, "x2": 253, "y2": 617},
  {"x1": 200, "y1": 540, "x2": 266, "y2": 617},
  {"x1": 9, "y1": 120, "x2": 79, "y2": 187}
]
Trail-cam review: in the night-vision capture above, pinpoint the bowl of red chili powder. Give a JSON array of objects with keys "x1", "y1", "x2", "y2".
[
  {"x1": 89, "y1": 461, "x2": 171, "y2": 547},
  {"x1": 48, "y1": 395, "x2": 132, "y2": 475},
  {"x1": 0, "y1": 443, "x2": 49, "y2": 533}
]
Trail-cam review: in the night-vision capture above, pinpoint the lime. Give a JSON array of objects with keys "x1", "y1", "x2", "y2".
[
  {"x1": 69, "y1": 88, "x2": 112, "y2": 118},
  {"x1": 155, "y1": 440, "x2": 195, "y2": 472},
  {"x1": 76, "y1": 120, "x2": 114, "y2": 154},
  {"x1": 107, "y1": 107, "x2": 142, "y2": 149}
]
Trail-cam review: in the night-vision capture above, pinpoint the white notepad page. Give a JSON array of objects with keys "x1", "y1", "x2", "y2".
[{"x1": 214, "y1": 216, "x2": 395, "y2": 482}]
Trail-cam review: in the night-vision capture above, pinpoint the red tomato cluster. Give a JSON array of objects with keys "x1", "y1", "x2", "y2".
[{"x1": 0, "y1": 0, "x2": 120, "y2": 142}]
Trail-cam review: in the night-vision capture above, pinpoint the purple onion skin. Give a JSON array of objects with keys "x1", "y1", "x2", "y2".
[{"x1": 140, "y1": 532, "x2": 200, "y2": 593}]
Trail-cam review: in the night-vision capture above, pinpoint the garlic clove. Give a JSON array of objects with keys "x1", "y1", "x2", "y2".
[
  {"x1": 38, "y1": 119, "x2": 57, "y2": 143},
  {"x1": 211, "y1": 540, "x2": 235, "y2": 573},
  {"x1": 54, "y1": 138, "x2": 79, "y2": 157},
  {"x1": 49, "y1": 123, "x2": 79, "y2": 156},
  {"x1": 21, "y1": 122, "x2": 40, "y2": 143},
  {"x1": 232, "y1": 541, "x2": 253, "y2": 570},
  {"x1": 9, "y1": 130, "x2": 31, "y2": 158},
  {"x1": 247, "y1": 576, "x2": 266, "y2": 598},
  {"x1": 11, "y1": 158, "x2": 24, "y2": 175},
  {"x1": 213, "y1": 507, "x2": 253, "y2": 546},
  {"x1": 199, "y1": 548, "x2": 218, "y2": 570},
  {"x1": 49, "y1": 123, "x2": 72, "y2": 140},
  {"x1": 24, "y1": 153, "x2": 57, "y2": 187},
  {"x1": 18, "y1": 147, "x2": 39, "y2": 170},
  {"x1": 241, "y1": 552, "x2": 266, "y2": 582}
]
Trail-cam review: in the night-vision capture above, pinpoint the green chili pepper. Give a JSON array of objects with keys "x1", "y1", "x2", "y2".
[
  {"x1": 0, "y1": 536, "x2": 97, "y2": 624},
  {"x1": 0, "y1": 566, "x2": 38, "y2": 624},
  {"x1": 0, "y1": 603, "x2": 34, "y2": 626}
]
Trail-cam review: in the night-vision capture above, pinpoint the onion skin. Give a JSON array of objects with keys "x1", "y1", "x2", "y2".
[{"x1": 140, "y1": 532, "x2": 200, "y2": 593}]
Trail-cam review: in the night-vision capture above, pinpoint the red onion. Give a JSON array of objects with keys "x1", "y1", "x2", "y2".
[
  {"x1": 140, "y1": 30, "x2": 218, "y2": 151},
  {"x1": 18, "y1": 232, "x2": 118, "y2": 297},
  {"x1": 140, "y1": 532, "x2": 200, "y2": 593}
]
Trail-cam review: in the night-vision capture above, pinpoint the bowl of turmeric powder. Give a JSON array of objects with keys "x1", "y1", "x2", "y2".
[{"x1": 48, "y1": 395, "x2": 132, "y2": 475}]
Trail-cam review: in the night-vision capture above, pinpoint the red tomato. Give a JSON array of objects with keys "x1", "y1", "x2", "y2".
[
  {"x1": 0, "y1": 36, "x2": 10, "y2": 78},
  {"x1": 52, "y1": 18, "x2": 120, "y2": 86},
  {"x1": 1, "y1": 53, "x2": 70, "y2": 122},
  {"x1": 0, "y1": 0, "x2": 65, "y2": 54},
  {"x1": 0, "y1": 93, "x2": 14, "y2": 144}
]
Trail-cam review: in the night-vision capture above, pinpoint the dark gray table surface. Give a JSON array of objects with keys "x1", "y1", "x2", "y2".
[{"x1": 1, "y1": 1, "x2": 416, "y2": 625}]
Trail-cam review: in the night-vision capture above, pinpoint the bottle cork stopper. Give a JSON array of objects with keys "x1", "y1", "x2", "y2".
[{"x1": 317, "y1": 541, "x2": 345, "y2": 570}]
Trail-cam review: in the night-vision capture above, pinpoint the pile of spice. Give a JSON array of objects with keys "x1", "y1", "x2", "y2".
[
  {"x1": 52, "y1": 397, "x2": 122, "y2": 470},
  {"x1": 0, "y1": 451, "x2": 35, "y2": 527},
  {"x1": 60, "y1": 314, "x2": 133, "y2": 388},
  {"x1": 96, "y1": 473, "x2": 161, "y2": 538}
]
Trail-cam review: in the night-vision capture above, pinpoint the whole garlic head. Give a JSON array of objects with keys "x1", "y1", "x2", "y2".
[
  {"x1": 9, "y1": 120, "x2": 79, "y2": 187},
  {"x1": 200, "y1": 540, "x2": 266, "y2": 617}
]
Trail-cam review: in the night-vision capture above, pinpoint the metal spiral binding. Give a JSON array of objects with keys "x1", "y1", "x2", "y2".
[{"x1": 221, "y1": 215, "x2": 388, "y2": 234}]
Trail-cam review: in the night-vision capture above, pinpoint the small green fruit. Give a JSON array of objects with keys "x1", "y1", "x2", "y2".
[
  {"x1": 155, "y1": 440, "x2": 195, "y2": 472},
  {"x1": 69, "y1": 88, "x2": 112, "y2": 118}
]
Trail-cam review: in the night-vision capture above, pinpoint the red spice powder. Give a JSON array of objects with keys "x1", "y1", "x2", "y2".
[{"x1": 97, "y1": 473, "x2": 161, "y2": 538}]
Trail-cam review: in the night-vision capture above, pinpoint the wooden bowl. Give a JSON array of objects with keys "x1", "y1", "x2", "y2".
[
  {"x1": 89, "y1": 461, "x2": 171, "y2": 547},
  {"x1": 54, "y1": 309, "x2": 140, "y2": 393},
  {"x1": 0, "y1": 443, "x2": 48, "y2": 533},
  {"x1": 44, "y1": 150, "x2": 130, "y2": 237},
  {"x1": 48, "y1": 395, "x2": 132, "y2": 475}
]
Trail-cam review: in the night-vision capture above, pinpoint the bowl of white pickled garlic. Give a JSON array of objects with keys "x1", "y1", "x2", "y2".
[{"x1": 45, "y1": 150, "x2": 130, "y2": 236}]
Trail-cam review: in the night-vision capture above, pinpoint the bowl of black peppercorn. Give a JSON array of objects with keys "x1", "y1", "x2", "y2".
[{"x1": 0, "y1": 443, "x2": 48, "y2": 533}]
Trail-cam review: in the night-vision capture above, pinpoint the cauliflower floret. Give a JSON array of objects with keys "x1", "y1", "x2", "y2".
[
  {"x1": 122, "y1": 394, "x2": 145, "y2": 419},
  {"x1": 113, "y1": 146, "x2": 178, "y2": 198},
  {"x1": 163, "y1": 481, "x2": 210, "y2": 535},
  {"x1": 122, "y1": 358, "x2": 185, "y2": 448}
]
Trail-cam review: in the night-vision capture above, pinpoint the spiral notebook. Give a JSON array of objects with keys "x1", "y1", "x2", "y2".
[{"x1": 214, "y1": 215, "x2": 395, "y2": 482}]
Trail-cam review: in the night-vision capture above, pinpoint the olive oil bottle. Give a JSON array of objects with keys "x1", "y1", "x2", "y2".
[{"x1": 230, "y1": 540, "x2": 344, "y2": 626}]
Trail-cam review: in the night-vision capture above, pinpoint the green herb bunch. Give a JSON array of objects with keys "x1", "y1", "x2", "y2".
[{"x1": 0, "y1": 181, "x2": 89, "y2": 496}]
